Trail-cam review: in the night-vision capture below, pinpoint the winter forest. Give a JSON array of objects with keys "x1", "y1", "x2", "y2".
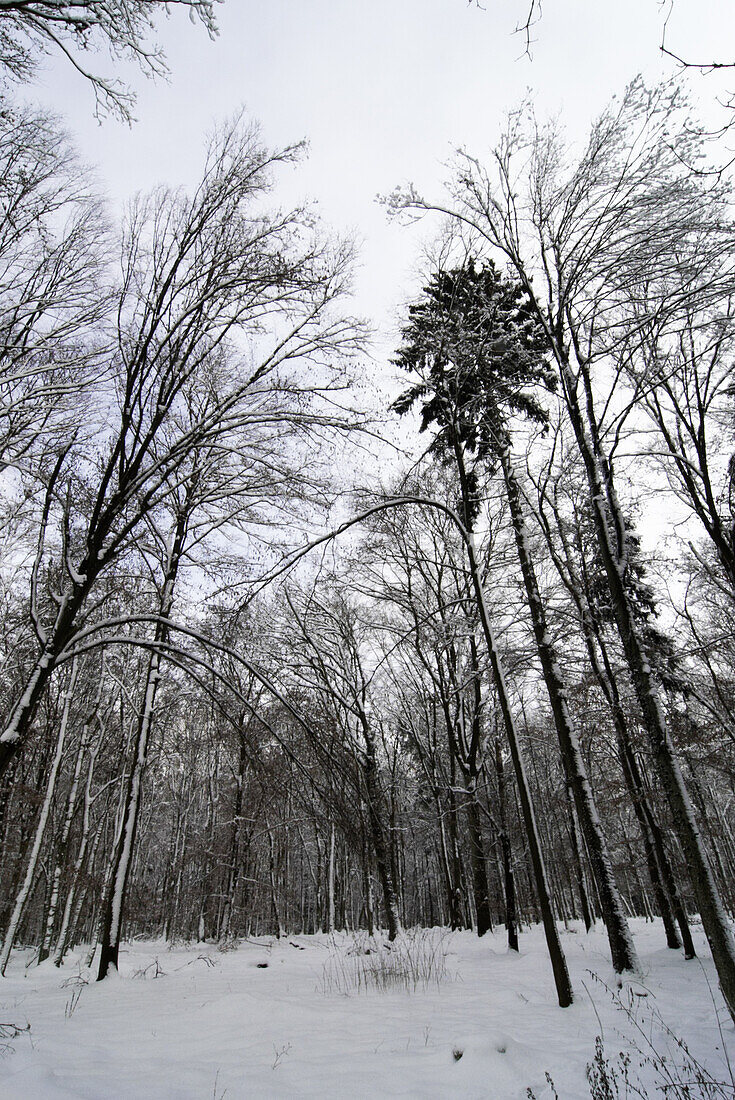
[{"x1": 2, "y1": 2, "x2": 735, "y2": 1098}]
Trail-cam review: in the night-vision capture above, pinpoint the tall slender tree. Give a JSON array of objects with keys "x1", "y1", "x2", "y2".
[
  {"x1": 389, "y1": 78, "x2": 735, "y2": 1017},
  {"x1": 393, "y1": 258, "x2": 638, "y2": 973}
]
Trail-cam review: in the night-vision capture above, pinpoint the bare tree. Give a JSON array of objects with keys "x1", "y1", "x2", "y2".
[
  {"x1": 0, "y1": 117, "x2": 361, "y2": 793},
  {"x1": 281, "y1": 586, "x2": 403, "y2": 941},
  {"x1": 388, "y1": 77, "x2": 735, "y2": 1018},
  {"x1": 361, "y1": 490, "x2": 518, "y2": 943},
  {"x1": 627, "y1": 299, "x2": 735, "y2": 594},
  {"x1": 392, "y1": 258, "x2": 638, "y2": 974},
  {"x1": 0, "y1": 103, "x2": 108, "y2": 472},
  {"x1": 0, "y1": 0, "x2": 219, "y2": 119}
]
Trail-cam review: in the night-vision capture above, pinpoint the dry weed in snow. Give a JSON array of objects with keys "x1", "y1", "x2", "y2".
[{"x1": 0, "y1": 919, "x2": 733, "y2": 1098}]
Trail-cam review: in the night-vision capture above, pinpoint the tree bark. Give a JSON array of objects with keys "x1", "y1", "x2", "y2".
[
  {"x1": 463, "y1": 524, "x2": 573, "y2": 1005},
  {"x1": 564, "y1": 778, "x2": 593, "y2": 933},
  {"x1": 558, "y1": 349, "x2": 735, "y2": 1017},
  {"x1": 464, "y1": 774, "x2": 493, "y2": 935},
  {"x1": 495, "y1": 737, "x2": 518, "y2": 950},
  {"x1": 0, "y1": 658, "x2": 78, "y2": 975},
  {"x1": 96, "y1": 510, "x2": 187, "y2": 980},
  {"x1": 361, "y1": 724, "x2": 402, "y2": 941},
  {"x1": 219, "y1": 732, "x2": 248, "y2": 940},
  {"x1": 500, "y1": 447, "x2": 638, "y2": 974},
  {"x1": 327, "y1": 821, "x2": 336, "y2": 934}
]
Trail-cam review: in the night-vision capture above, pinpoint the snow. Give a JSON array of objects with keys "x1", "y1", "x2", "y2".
[{"x1": 0, "y1": 919, "x2": 732, "y2": 1099}]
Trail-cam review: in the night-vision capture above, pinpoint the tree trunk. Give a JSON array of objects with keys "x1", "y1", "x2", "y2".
[
  {"x1": 219, "y1": 732, "x2": 247, "y2": 940},
  {"x1": 0, "y1": 658, "x2": 78, "y2": 976},
  {"x1": 464, "y1": 775, "x2": 493, "y2": 935},
  {"x1": 53, "y1": 728, "x2": 102, "y2": 966},
  {"x1": 96, "y1": 512, "x2": 187, "y2": 980},
  {"x1": 558, "y1": 551, "x2": 694, "y2": 958},
  {"x1": 564, "y1": 778, "x2": 593, "y2": 933},
  {"x1": 617, "y1": 733, "x2": 684, "y2": 950},
  {"x1": 464, "y1": 525, "x2": 573, "y2": 1005},
  {"x1": 500, "y1": 448, "x2": 638, "y2": 974},
  {"x1": 495, "y1": 737, "x2": 519, "y2": 950},
  {"x1": 327, "y1": 821, "x2": 336, "y2": 934},
  {"x1": 559, "y1": 351, "x2": 735, "y2": 1017},
  {"x1": 362, "y1": 833, "x2": 375, "y2": 937},
  {"x1": 38, "y1": 711, "x2": 89, "y2": 964},
  {"x1": 267, "y1": 824, "x2": 285, "y2": 938},
  {"x1": 361, "y1": 725, "x2": 402, "y2": 941},
  {"x1": 448, "y1": 438, "x2": 572, "y2": 1004}
]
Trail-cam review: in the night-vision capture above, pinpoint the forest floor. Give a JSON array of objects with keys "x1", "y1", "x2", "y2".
[{"x1": 0, "y1": 918, "x2": 733, "y2": 1099}]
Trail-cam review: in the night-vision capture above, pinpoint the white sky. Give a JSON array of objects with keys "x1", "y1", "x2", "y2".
[{"x1": 29, "y1": 0, "x2": 735, "y2": 364}]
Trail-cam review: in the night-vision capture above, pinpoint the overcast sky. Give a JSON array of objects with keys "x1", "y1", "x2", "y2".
[{"x1": 31, "y1": 0, "x2": 735, "y2": 364}]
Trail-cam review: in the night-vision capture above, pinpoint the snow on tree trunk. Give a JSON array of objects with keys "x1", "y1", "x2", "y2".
[
  {"x1": 53, "y1": 727, "x2": 102, "y2": 966},
  {"x1": 38, "y1": 712, "x2": 88, "y2": 964},
  {"x1": 267, "y1": 824, "x2": 285, "y2": 938},
  {"x1": 577, "y1": 590, "x2": 690, "y2": 955},
  {"x1": 559, "y1": 349, "x2": 735, "y2": 1020},
  {"x1": 219, "y1": 733, "x2": 247, "y2": 941},
  {"x1": 361, "y1": 721, "x2": 402, "y2": 942},
  {"x1": 327, "y1": 821, "x2": 336, "y2": 935},
  {"x1": 564, "y1": 778, "x2": 594, "y2": 933},
  {"x1": 495, "y1": 737, "x2": 519, "y2": 951},
  {"x1": 96, "y1": 512, "x2": 186, "y2": 980},
  {"x1": 362, "y1": 836, "x2": 375, "y2": 937},
  {"x1": 464, "y1": 528, "x2": 573, "y2": 1007},
  {"x1": 617, "y1": 728, "x2": 683, "y2": 951},
  {"x1": 464, "y1": 774, "x2": 493, "y2": 935},
  {"x1": 501, "y1": 448, "x2": 639, "y2": 974},
  {"x1": 0, "y1": 658, "x2": 79, "y2": 975}
]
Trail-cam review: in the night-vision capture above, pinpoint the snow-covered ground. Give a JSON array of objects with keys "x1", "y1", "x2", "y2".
[{"x1": 0, "y1": 919, "x2": 732, "y2": 1099}]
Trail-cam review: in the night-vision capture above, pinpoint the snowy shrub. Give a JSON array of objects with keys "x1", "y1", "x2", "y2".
[
  {"x1": 584, "y1": 974, "x2": 735, "y2": 1100},
  {"x1": 529, "y1": 974, "x2": 735, "y2": 1100},
  {"x1": 321, "y1": 928, "x2": 449, "y2": 994},
  {"x1": 584, "y1": 1020, "x2": 735, "y2": 1099}
]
